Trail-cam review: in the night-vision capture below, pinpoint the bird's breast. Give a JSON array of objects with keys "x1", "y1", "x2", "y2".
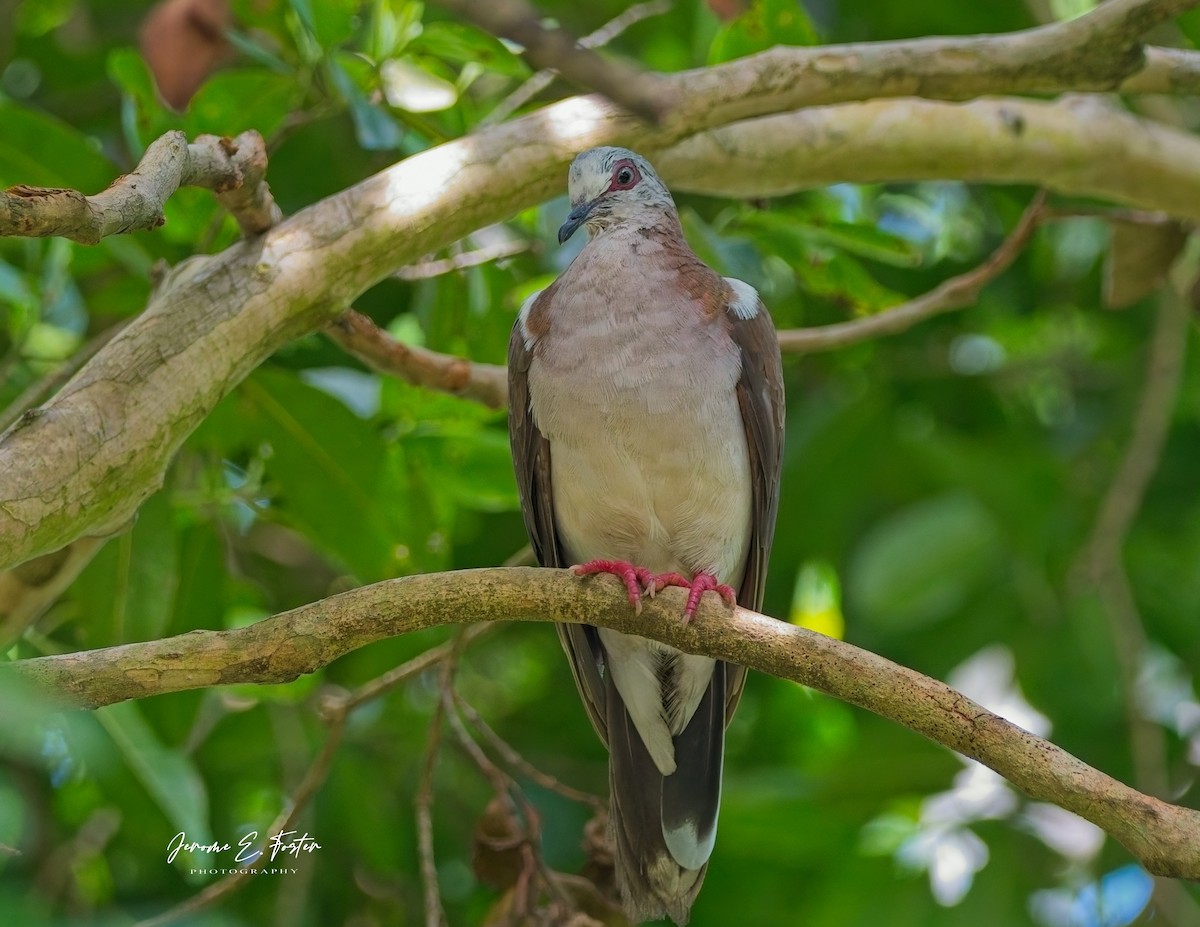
[{"x1": 527, "y1": 277, "x2": 751, "y2": 585}]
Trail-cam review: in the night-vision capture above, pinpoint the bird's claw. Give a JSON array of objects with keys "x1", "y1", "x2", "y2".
[
  {"x1": 680, "y1": 572, "x2": 737, "y2": 622},
  {"x1": 574, "y1": 562, "x2": 736, "y2": 622},
  {"x1": 573, "y1": 560, "x2": 657, "y2": 614}
]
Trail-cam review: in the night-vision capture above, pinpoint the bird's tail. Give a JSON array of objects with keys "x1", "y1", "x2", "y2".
[{"x1": 606, "y1": 663, "x2": 727, "y2": 925}]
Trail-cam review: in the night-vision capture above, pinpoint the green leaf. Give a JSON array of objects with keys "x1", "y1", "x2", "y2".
[
  {"x1": 0, "y1": 261, "x2": 36, "y2": 318},
  {"x1": 848, "y1": 492, "x2": 1003, "y2": 630},
  {"x1": 15, "y1": 0, "x2": 74, "y2": 36},
  {"x1": 106, "y1": 48, "x2": 183, "y2": 154},
  {"x1": 183, "y1": 69, "x2": 304, "y2": 139},
  {"x1": 415, "y1": 427, "x2": 519, "y2": 513},
  {"x1": 411, "y1": 22, "x2": 530, "y2": 79},
  {"x1": 792, "y1": 248, "x2": 904, "y2": 314},
  {"x1": 97, "y1": 702, "x2": 212, "y2": 858},
  {"x1": 742, "y1": 212, "x2": 923, "y2": 268},
  {"x1": 328, "y1": 56, "x2": 405, "y2": 150},
  {"x1": 237, "y1": 368, "x2": 414, "y2": 580},
  {"x1": 709, "y1": 0, "x2": 818, "y2": 64},
  {"x1": 0, "y1": 101, "x2": 117, "y2": 190},
  {"x1": 289, "y1": 0, "x2": 362, "y2": 48},
  {"x1": 72, "y1": 489, "x2": 181, "y2": 645}
]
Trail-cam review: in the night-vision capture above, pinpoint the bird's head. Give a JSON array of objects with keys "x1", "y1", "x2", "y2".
[{"x1": 557, "y1": 147, "x2": 675, "y2": 244}]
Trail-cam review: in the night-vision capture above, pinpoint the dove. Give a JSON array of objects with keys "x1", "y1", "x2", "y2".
[{"x1": 508, "y1": 146, "x2": 784, "y2": 924}]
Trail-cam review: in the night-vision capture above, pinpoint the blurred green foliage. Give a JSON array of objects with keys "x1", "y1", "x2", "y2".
[{"x1": 2, "y1": 1, "x2": 1199, "y2": 926}]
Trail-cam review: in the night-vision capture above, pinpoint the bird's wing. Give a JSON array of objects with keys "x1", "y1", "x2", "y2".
[
  {"x1": 722, "y1": 279, "x2": 786, "y2": 723},
  {"x1": 507, "y1": 293, "x2": 609, "y2": 744}
]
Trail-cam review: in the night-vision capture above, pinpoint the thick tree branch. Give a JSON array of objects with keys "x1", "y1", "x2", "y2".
[
  {"x1": 3, "y1": 566, "x2": 1198, "y2": 880},
  {"x1": 663, "y1": 0, "x2": 1200, "y2": 133},
  {"x1": 658, "y1": 96, "x2": 1200, "y2": 216},
  {"x1": 8, "y1": 10, "x2": 1200, "y2": 571},
  {"x1": 0, "y1": 131, "x2": 279, "y2": 243},
  {"x1": 0, "y1": 1, "x2": 1195, "y2": 250},
  {"x1": 1124, "y1": 45, "x2": 1200, "y2": 93}
]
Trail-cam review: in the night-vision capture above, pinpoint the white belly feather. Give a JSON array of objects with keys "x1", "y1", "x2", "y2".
[{"x1": 527, "y1": 270, "x2": 752, "y2": 776}]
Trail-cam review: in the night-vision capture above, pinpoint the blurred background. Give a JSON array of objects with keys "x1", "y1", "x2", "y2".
[{"x1": 1, "y1": 1, "x2": 1199, "y2": 925}]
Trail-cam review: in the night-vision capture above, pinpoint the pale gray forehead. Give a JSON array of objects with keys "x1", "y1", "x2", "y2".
[{"x1": 567, "y1": 146, "x2": 660, "y2": 200}]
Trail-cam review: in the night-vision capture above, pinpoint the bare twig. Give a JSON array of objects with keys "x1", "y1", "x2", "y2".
[
  {"x1": 416, "y1": 634, "x2": 473, "y2": 927},
  {"x1": 417, "y1": 697, "x2": 447, "y2": 927},
  {"x1": 340, "y1": 624, "x2": 495, "y2": 713},
  {"x1": 777, "y1": 191, "x2": 1048, "y2": 354},
  {"x1": 134, "y1": 721, "x2": 345, "y2": 927},
  {"x1": 339, "y1": 195, "x2": 1052, "y2": 408},
  {"x1": 483, "y1": 0, "x2": 672, "y2": 126},
  {"x1": 201, "y1": 133, "x2": 281, "y2": 236},
  {"x1": 0, "y1": 320, "x2": 131, "y2": 434},
  {"x1": 441, "y1": 688, "x2": 570, "y2": 910},
  {"x1": 436, "y1": 0, "x2": 676, "y2": 124},
  {"x1": 0, "y1": 131, "x2": 280, "y2": 244},
  {"x1": 133, "y1": 629, "x2": 491, "y2": 926},
  {"x1": 453, "y1": 692, "x2": 605, "y2": 812},
  {"x1": 1045, "y1": 205, "x2": 1173, "y2": 225},
  {"x1": 324, "y1": 309, "x2": 508, "y2": 409},
  {"x1": 395, "y1": 239, "x2": 529, "y2": 280},
  {"x1": 0, "y1": 536, "x2": 110, "y2": 650},
  {"x1": 1072, "y1": 277, "x2": 1193, "y2": 794},
  {"x1": 8, "y1": 566, "x2": 1200, "y2": 881},
  {"x1": 1069, "y1": 266, "x2": 1196, "y2": 927}
]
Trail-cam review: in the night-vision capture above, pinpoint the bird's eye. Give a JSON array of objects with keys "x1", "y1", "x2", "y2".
[{"x1": 610, "y1": 161, "x2": 639, "y2": 190}]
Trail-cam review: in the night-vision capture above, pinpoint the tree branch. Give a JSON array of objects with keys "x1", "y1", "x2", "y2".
[
  {"x1": 3, "y1": 566, "x2": 1197, "y2": 880},
  {"x1": 436, "y1": 0, "x2": 676, "y2": 124},
  {"x1": 0, "y1": 131, "x2": 279, "y2": 243},
  {"x1": 1072, "y1": 272, "x2": 1195, "y2": 796},
  {"x1": 393, "y1": 239, "x2": 529, "y2": 280},
  {"x1": 1123, "y1": 45, "x2": 1200, "y2": 93},
  {"x1": 130, "y1": 631, "x2": 485, "y2": 927},
  {"x1": 658, "y1": 96, "x2": 1200, "y2": 216},
  {"x1": 482, "y1": 0, "x2": 672, "y2": 126},
  {"x1": 0, "y1": 537, "x2": 110, "y2": 649},
  {"x1": 2, "y1": 0, "x2": 1196, "y2": 250},
  {"x1": 7, "y1": 5, "x2": 1200, "y2": 571},
  {"x1": 324, "y1": 310, "x2": 508, "y2": 409},
  {"x1": 778, "y1": 189, "x2": 1048, "y2": 354},
  {"x1": 663, "y1": 0, "x2": 1200, "y2": 133}
]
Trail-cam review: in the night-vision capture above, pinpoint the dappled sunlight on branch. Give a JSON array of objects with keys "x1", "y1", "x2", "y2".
[{"x1": 4, "y1": 567, "x2": 1199, "y2": 885}]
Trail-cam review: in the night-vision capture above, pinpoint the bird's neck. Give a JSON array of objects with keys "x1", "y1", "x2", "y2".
[{"x1": 587, "y1": 206, "x2": 683, "y2": 243}]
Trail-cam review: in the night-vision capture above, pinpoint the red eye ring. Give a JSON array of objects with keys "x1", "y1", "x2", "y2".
[{"x1": 609, "y1": 159, "x2": 640, "y2": 191}]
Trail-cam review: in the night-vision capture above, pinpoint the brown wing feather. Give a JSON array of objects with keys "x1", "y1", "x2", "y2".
[
  {"x1": 723, "y1": 301, "x2": 785, "y2": 723},
  {"x1": 507, "y1": 311, "x2": 610, "y2": 743}
]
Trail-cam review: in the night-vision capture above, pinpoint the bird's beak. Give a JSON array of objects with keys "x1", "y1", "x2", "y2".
[{"x1": 558, "y1": 199, "x2": 596, "y2": 244}]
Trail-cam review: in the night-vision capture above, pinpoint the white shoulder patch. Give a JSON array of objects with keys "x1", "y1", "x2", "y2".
[
  {"x1": 724, "y1": 277, "x2": 760, "y2": 320},
  {"x1": 517, "y1": 290, "x2": 543, "y2": 350}
]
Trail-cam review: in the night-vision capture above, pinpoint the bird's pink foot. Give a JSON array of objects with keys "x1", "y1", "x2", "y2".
[
  {"x1": 648, "y1": 570, "x2": 737, "y2": 622},
  {"x1": 573, "y1": 560, "x2": 657, "y2": 614}
]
